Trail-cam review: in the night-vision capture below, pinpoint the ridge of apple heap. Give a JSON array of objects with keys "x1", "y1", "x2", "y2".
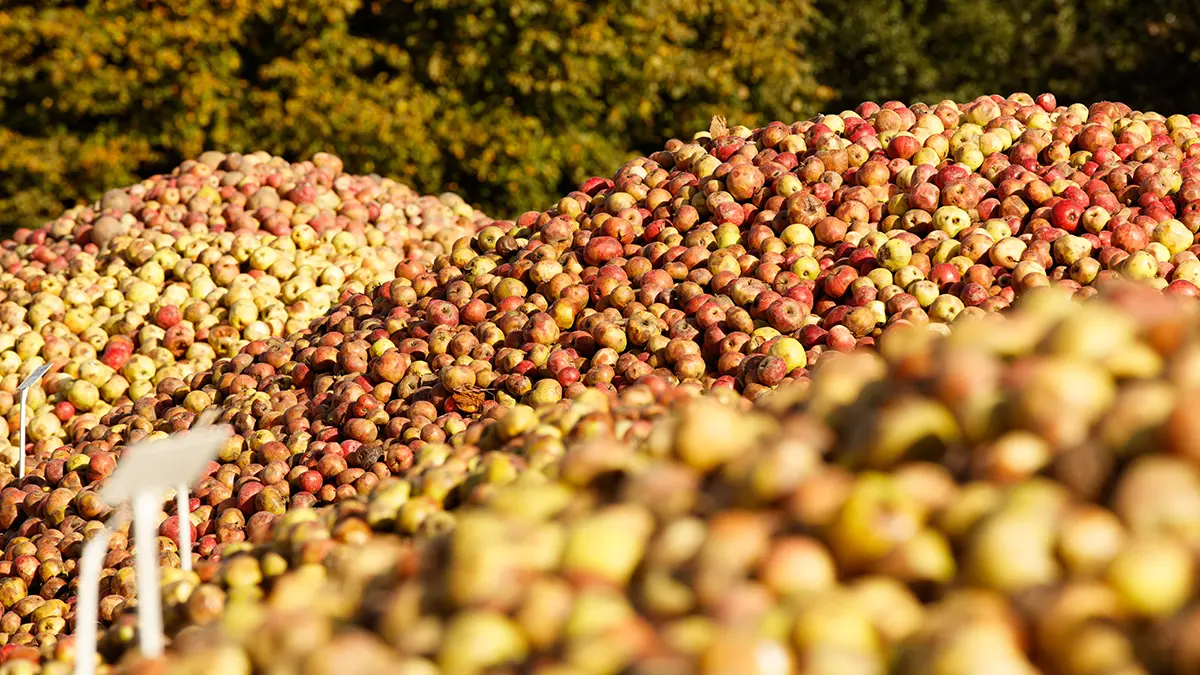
[
  {"x1": 11, "y1": 91, "x2": 1200, "y2": 471},
  {"x1": 0, "y1": 151, "x2": 492, "y2": 461},
  {"x1": 136, "y1": 91, "x2": 1200, "y2": 497},
  {"x1": 4, "y1": 92, "x2": 1200, "y2": 670}
]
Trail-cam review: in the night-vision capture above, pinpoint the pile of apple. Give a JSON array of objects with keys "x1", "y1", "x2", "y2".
[{"x1": 2, "y1": 92, "x2": 1200, "y2": 671}]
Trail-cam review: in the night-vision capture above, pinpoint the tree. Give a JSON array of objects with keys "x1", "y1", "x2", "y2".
[{"x1": 0, "y1": 0, "x2": 829, "y2": 233}]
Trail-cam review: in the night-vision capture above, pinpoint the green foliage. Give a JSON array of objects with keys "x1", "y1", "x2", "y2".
[{"x1": 0, "y1": 0, "x2": 828, "y2": 233}]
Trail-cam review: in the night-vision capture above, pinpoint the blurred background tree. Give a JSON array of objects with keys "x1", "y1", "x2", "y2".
[
  {"x1": 0, "y1": 0, "x2": 1197, "y2": 234},
  {"x1": 808, "y1": 0, "x2": 1200, "y2": 116}
]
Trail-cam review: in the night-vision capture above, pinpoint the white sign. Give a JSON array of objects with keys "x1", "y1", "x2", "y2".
[
  {"x1": 17, "y1": 363, "x2": 52, "y2": 393},
  {"x1": 15, "y1": 362, "x2": 51, "y2": 479},
  {"x1": 75, "y1": 424, "x2": 231, "y2": 670},
  {"x1": 98, "y1": 426, "x2": 230, "y2": 505}
]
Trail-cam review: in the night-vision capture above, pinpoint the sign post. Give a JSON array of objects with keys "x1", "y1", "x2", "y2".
[
  {"x1": 173, "y1": 410, "x2": 217, "y2": 573},
  {"x1": 74, "y1": 514, "x2": 125, "y2": 675},
  {"x1": 130, "y1": 491, "x2": 163, "y2": 657},
  {"x1": 175, "y1": 485, "x2": 192, "y2": 572},
  {"x1": 15, "y1": 363, "x2": 51, "y2": 479}
]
